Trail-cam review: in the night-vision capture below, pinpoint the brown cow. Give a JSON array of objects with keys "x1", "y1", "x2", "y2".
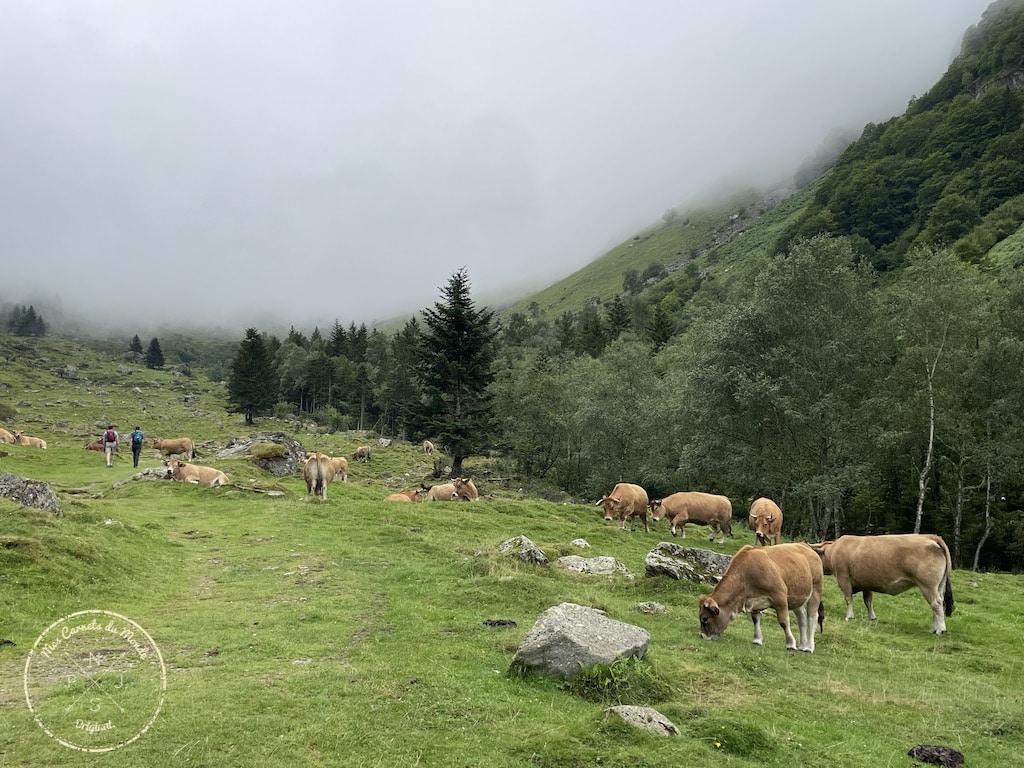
[
  {"x1": 303, "y1": 452, "x2": 333, "y2": 501},
  {"x1": 164, "y1": 458, "x2": 228, "y2": 487},
  {"x1": 649, "y1": 491, "x2": 733, "y2": 542},
  {"x1": 85, "y1": 438, "x2": 105, "y2": 452},
  {"x1": 809, "y1": 534, "x2": 954, "y2": 634},
  {"x1": 352, "y1": 445, "x2": 372, "y2": 462},
  {"x1": 0, "y1": 427, "x2": 14, "y2": 444},
  {"x1": 13, "y1": 431, "x2": 47, "y2": 449},
  {"x1": 328, "y1": 456, "x2": 349, "y2": 482},
  {"x1": 420, "y1": 483, "x2": 458, "y2": 501},
  {"x1": 598, "y1": 483, "x2": 649, "y2": 532},
  {"x1": 749, "y1": 497, "x2": 783, "y2": 546},
  {"x1": 385, "y1": 488, "x2": 423, "y2": 502},
  {"x1": 153, "y1": 437, "x2": 196, "y2": 459},
  {"x1": 453, "y1": 477, "x2": 479, "y2": 501},
  {"x1": 698, "y1": 543, "x2": 823, "y2": 653},
  {"x1": 422, "y1": 440, "x2": 435, "y2": 455}
]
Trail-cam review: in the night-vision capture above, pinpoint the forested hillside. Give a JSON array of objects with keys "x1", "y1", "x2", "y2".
[{"x1": 4, "y1": 1, "x2": 1024, "y2": 571}]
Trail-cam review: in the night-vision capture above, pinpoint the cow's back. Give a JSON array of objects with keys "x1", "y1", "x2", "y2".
[
  {"x1": 827, "y1": 534, "x2": 948, "y2": 587},
  {"x1": 612, "y1": 482, "x2": 648, "y2": 512}
]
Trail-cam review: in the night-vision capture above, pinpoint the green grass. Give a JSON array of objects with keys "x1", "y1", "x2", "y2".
[{"x1": 2, "y1": 334, "x2": 1023, "y2": 766}]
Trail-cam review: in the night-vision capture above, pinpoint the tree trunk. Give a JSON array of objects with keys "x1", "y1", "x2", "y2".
[
  {"x1": 914, "y1": 363, "x2": 938, "y2": 534},
  {"x1": 972, "y1": 467, "x2": 993, "y2": 572}
]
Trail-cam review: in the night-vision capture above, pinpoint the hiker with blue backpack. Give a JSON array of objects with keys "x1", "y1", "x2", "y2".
[{"x1": 130, "y1": 425, "x2": 144, "y2": 468}]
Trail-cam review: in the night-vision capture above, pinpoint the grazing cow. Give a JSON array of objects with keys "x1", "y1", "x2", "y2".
[
  {"x1": 85, "y1": 438, "x2": 105, "y2": 452},
  {"x1": 153, "y1": 437, "x2": 196, "y2": 459},
  {"x1": 328, "y1": 456, "x2": 349, "y2": 482},
  {"x1": 649, "y1": 491, "x2": 733, "y2": 542},
  {"x1": 809, "y1": 534, "x2": 954, "y2": 634},
  {"x1": 749, "y1": 497, "x2": 783, "y2": 546},
  {"x1": 453, "y1": 477, "x2": 479, "y2": 501},
  {"x1": 698, "y1": 543, "x2": 824, "y2": 653},
  {"x1": 352, "y1": 445, "x2": 372, "y2": 462},
  {"x1": 164, "y1": 458, "x2": 228, "y2": 487},
  {"x1": 598, "y1": 483, "x2": 649, "y2": 532},
  {"x1": 420, "y1": 483, "x2": 459, "y2": 501},
  {"x1": 385, "y1": 488, "x2": 423, "y2": 502},
  {"x1": 422, "y1": 440, "x2": 435, "y2": 455},
  {"x1": 302, "y1": 452, "x2": 333, "y2": 501},
  {"x1": 0, "y1": 427, "x2": 14, "y2": 444},
  {"x1": 13, "y1": 431, "x2": 47, "y2": 449}
]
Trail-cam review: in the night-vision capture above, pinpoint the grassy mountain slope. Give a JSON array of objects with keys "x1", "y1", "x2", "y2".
[{"x1": 1, "y1": 335, "x2": 1023, "y2": 766}]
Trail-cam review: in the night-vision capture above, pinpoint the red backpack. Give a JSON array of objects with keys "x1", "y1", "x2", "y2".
[{"x1": 105, "y1": 429, "x2": 117, "y2": 443}]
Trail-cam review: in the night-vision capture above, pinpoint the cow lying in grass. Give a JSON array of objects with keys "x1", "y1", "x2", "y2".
[
  {"x1": 13, "y1": 431, "x2": 47, "y2": 449},
  {"x1": 385, "y1": 489, "x2": 423, "y2": 502},
  {"x1": 420, "y1": 483, "x2": 458, "y2": 501},
  {"x1": 164, "y1": 458, "x2": 228, "y2": 487}
]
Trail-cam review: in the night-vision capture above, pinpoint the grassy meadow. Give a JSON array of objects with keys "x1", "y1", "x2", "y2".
[{"x1": 1, "y1": 334, "x2": 1023, "y2": 767}]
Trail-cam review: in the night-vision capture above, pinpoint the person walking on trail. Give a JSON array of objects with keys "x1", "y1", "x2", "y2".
[
  {"x1": 103, "y1": 425, "x2": 119, "y2": 467},
  {"x1": 130, "y1": 425, "x2": 144, "y2": 468}
]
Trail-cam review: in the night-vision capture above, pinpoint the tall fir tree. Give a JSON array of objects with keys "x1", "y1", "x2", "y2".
[
  {"x1": 129, "y1": 335, "x2": 144, "y2": 353},
  {"x1": 415, "y1": 268, "x2": 497, "y2": 477},
  {"x1": 227, "y1": 328, "x2": 278, "y2": 425},
  {"x1": 145, "y1": 337, "x2": 165, "y2": 369}
]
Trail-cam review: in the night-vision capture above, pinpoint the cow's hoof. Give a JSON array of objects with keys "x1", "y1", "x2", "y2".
[{"x1": 752, "y1": 639, "x2": 764, "y2": 646}]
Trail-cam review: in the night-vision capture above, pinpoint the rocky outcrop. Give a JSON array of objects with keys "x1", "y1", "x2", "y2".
[
  {"x1": 214, "y1": 431, "x2": 305, "y2": 476},
  {"x1": 644, "y1": 542, "x2": 731, "y2": 583},
  {"x1": 0, "y1": 473, "x2": 62, "y2": 516}
]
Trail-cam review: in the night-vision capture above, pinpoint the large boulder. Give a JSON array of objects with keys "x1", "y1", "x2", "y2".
[
  {"x1": 510, "y1": 603, "x2": 649, "y2": 679},
  {"x1": 214, "y1": 431, "x2": 305, "y2": 476},
  {"x1": 0, "y1": 473, "x2": 62, "y2": 516},
  {"x1": 644, "y1": 542, "x2": 732, "y2": 583}
]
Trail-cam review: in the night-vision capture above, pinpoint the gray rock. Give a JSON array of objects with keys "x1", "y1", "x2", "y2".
[
  {"x1": 570, "y1": 538, "x2": 590, "y2": 548},
  {"x1": 556, "y1": 555, "x2": 633, "y2": 580},
  {"x1": 510, "y1": 602, "x2": 649, "y2": 679},
  {"x1": 0, "y1": 473, "x2": 62, "y2": 516},
  {"x1": 214, "y1": 431, "x2": 305, "y2": 476},
  {"x1": 604, "y1": 705, "x2": 679, "y2": 736},
  {"x1": 499, "y1": 535, "x2": 549, "y2": 566},
  {"x1": 644, "y1": 542, "x2": 732, "y2": 583},
  {"x1": 634, "y1": 602, "x2": 668, "y2": 615}
]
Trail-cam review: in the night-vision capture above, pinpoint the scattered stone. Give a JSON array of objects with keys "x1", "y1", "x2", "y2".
[
  {"x1": 634, "y1": 602, "x2": 668, "y2": 614},
  {"x1": 0, "y1": 473, "x2": 62, "y2": 516},
  {"x1": 483, "y1": 619, "x2": 517, "y2": 628},
  {"x1": 556, "y1": 555, "x2": 634, "y2": 580},
  {"x1": 378, "y1": 438, "x2": 392, "y2": 447},
  {"x1": 499, "y1": 535, "x2": 549, "y2": 566},
  {"x1": 644, "y1": 542, "x2": 732, "y2": 583},
  {"x1": 510, "y1": 602, "x2": 650, "y2": 679},
  {"x1": 604, "y1": 705, "x2": 679, "y2": 736},
  {"x1": 570, "y1": 538, "x2": 590, "y2": 548}
]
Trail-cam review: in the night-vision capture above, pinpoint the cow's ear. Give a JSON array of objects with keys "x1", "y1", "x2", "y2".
[{"x1": 710, "y1": 604, "x2": 720, "y2": 616}]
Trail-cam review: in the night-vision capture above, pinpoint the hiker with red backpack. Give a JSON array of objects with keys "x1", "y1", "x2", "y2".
[{"x1": 102, "y1": 425, "x2": 119, "y2": 467}]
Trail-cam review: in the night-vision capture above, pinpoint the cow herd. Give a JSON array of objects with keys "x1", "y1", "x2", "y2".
[
  {"x1": 599, "y1": 481, "x2": 956, "y2": 650},
  {"x1": 1, "y1": 428, "x2": 47, "y2": 449}
]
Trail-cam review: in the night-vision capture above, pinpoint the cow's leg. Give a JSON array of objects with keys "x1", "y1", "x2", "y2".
[
  {"x1": 838, "y1": 582, "x2": 856, "y2": 620},
  {"x1": 751, "y1": 612, "x2": 764, "y2": 646},
  {"x1": 863, "y1": 591, "x2": 877, "y2": 621},
  {"x1": 775, "y1": 607, "x2": 798, "y2": 651},
  {"x1": 798, "y1": 595, "x2": 818, "y2": 652},
  {"x1": 920, "y1": 586, "x2": 946, "y2": 634}
]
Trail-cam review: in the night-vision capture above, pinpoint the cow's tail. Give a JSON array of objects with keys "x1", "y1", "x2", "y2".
[{"x1": 940, "y1": 536, "x2": 955, "y2": 616}]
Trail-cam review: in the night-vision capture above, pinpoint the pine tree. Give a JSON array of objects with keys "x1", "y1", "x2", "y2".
[
  {"x1": 145, "y1": 337, "x2": 165, "y2": 369},
  {"x1": 129, "y1": 335, "x2": 144, "y2": 353},
  {"x1": 414, "y1": 268, "x2": 497, "y2": 477},
  {"x1": 227, "y1": 328, "x2": 278, "y2": 425},
  {"x1": 644, "y1": 304, "x2": 676, "y2": 351}
]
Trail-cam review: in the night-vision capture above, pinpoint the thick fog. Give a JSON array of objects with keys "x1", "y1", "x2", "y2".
[{"x1": 0, "y1": 0, "x2": 994, "y2": 336}]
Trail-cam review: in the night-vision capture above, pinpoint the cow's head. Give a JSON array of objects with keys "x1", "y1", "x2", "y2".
[
  {"x1": 597, "y1": 495, "x2": 620, "y2": 521},
  {"x1": 648, "y1": 499, "x2": 666, "y2": 521},
  {"x1": 807, "y1": 541, "x2": 834, "y2": 573},
  {"x1": 697, "y1": 595, "x2": 732, "y2": 640},
  {"x1": 753, "y1": 514, "x2": 775, "y2": 545},
  {"x1": 164, "y1": 458, "x2": 183, "y2": 477}
]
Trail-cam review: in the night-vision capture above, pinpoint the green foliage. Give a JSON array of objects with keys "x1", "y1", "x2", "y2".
[
  {"x1": 129, "y1": 334, "x2": 143, "y2": 353},
  {"x1": 415, "y1": 267, "x2": 498, "y2": 475},
  {"x1": 144, "y1": 337, "x2": 164, "y2": 369},
  {"x1": 227, "y1": 328, "x2": 276, "y2": 425},
  {"x1": 559, "y1": 657, "x2": 674, "y2": 705},
  {"x1": 6, "y1": 304, "x2": 47, "y2": 337}
]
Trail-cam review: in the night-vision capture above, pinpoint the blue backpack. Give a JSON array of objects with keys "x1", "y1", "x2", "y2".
[{"x1": 131, "y1": 430, "x2": 143, "y2": 446}]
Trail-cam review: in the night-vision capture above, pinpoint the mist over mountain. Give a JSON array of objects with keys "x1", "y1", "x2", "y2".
[{"x1": 0, "y1": 1, "x2": 993, "y2": 337}]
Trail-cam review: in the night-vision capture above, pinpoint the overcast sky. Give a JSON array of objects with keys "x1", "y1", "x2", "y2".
[{"x1": 0, "y1": 0, "x2": 995, "y2": 336}]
